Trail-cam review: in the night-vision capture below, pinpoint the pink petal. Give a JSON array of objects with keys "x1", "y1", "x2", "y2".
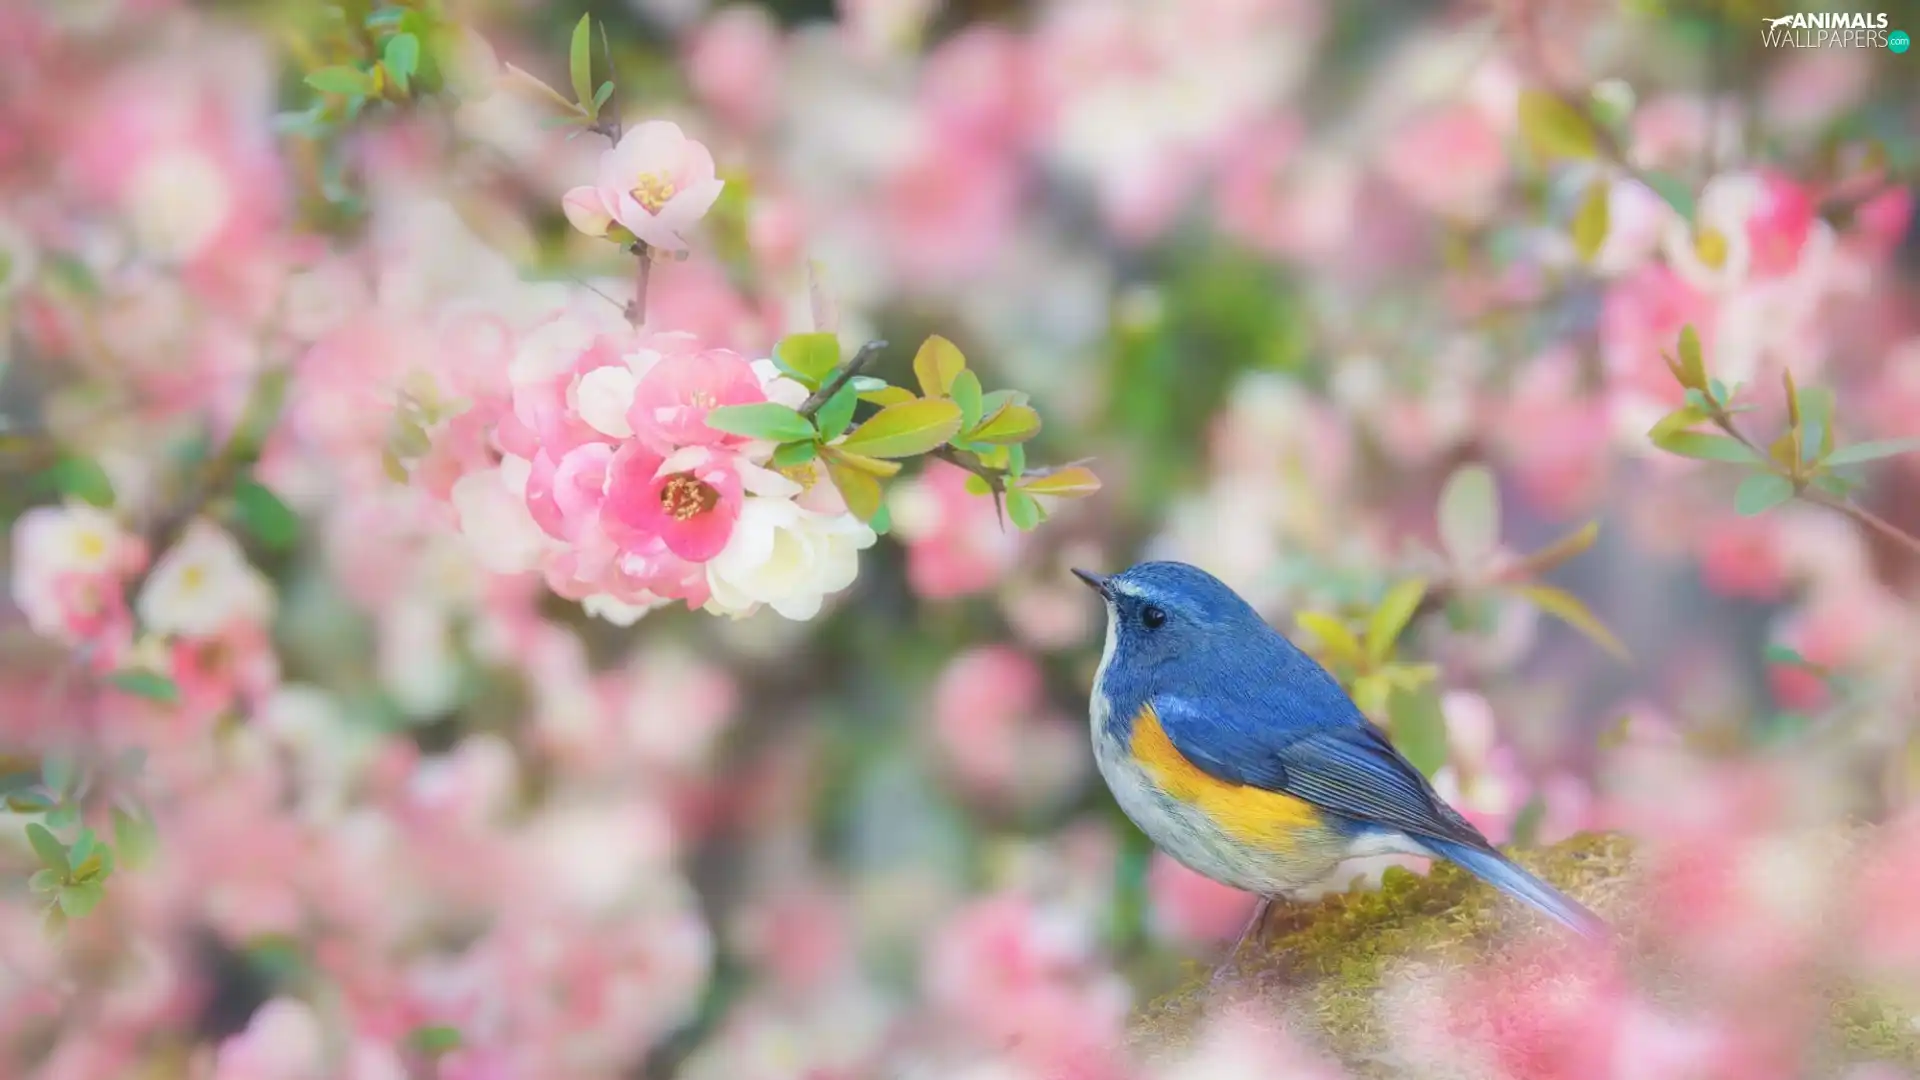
[
  {"x1": 653, "y1": 178, "x2": 727, "y2": 238},
  {"x1": 660, "y1": 501, "x2": 738, "y2": 562},
  {"x1": 561, "y1": 187, "x2": 614, "y2": 238}
]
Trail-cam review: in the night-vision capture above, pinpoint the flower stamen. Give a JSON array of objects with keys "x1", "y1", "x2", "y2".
[
  {"x1": 632, "y1": 172, "x2": 678, "y2": 213},
  {"x1": 660, "y1": 475, "x2": 720, "y2": 521}
]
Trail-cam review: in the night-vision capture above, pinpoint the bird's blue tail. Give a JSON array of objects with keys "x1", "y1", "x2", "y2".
[{"x1": 1423, "y1": 837, "x2": 1609, "y2": 941}]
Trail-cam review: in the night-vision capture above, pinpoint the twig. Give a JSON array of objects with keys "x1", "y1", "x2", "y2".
[
  {"x1": 797, "y1": 340, "x2": 888, "y2": 417},
  {"x1": 1705, "y1": 412, "x2": 1920, "y2": 560},
  {"x1": 623, "y1": 243, "x2": 652, "y2": 328}
]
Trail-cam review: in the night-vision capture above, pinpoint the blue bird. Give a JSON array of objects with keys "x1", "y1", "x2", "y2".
[{"x1": 1073, "y1": 561, "x2": 1606, "y2": 968}]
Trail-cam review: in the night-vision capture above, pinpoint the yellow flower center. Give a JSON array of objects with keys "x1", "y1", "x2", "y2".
[
  {"x1": 689, "y1": 390, "x2": 717, "y2": 409},
  {"x1": 1693, "y1": 226, "x2": 1729, "y2": 270},
  {"x1": 779, "y1": 465, "x2": 817, "y2": 492},
  {"x1": 74, "y1": 531, "x2": 108, "y2": 561},
  {"x1": 179, "y1": 564, "x2": 207, "y2": 592},
  {"x1": 660, "y1": 475, "x2": 719, "y2": 522},
  {"x1": 631, "y1": 172, "x2": 678, "y2": 214}
]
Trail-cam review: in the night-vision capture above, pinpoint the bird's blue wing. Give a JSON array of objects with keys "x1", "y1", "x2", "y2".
[{"x1": 1149, "y1": 651, "x2": 1490, "y2": 850}]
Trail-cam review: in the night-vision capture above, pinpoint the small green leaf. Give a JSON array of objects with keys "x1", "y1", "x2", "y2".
[
  {"x1": 1004, "y1": 489, "x2": 1042, "y2": 530},
  {"x1": 770, "y1": 441, "x2": 819, "y2": 468},
  {"x1": 569, "y1": 14, "x2": 594, "y2": 112},
  {"x1": 912, "y1": 336, "x2": 967, "y2": 397},
  {"x1": 58, "y1": 882, "x2": 103, "y2": 918},
  {"x1": 593, "y1": 81, "x2": 614, "y2": 109},
  {"x1": 26, "y1": 823, "x2": 68, "y2": 877},
  {"x1": 1640, "y1": 171, "x2": 1696, "y2": 220},
  {"x1": 408, "y1": 1025, "x2": 464, "y2": 1057},
  {"x1": 1675, "y1": 325, "x2": 1708, "y2": 391},
  {"x1": 1649, "y1": 406, "x2": 1709, "y2": 442},
  {"x1": 232, "y1": 479, "x2": 300, "y2": 551},
  {"x1": 774, "y1": 333, "x2": 841, "y2": 386},
  {"x1": 6, "y1": 791, "x2": 53, "y2": 813},
  {"x1": 859, "y1": 385, "x2": 917, "y2": 408},
  {"x1": 1517, "y1": 90, "x2": 1599, "y2": 161},
  {"x1": 822, "y1": 454, "x2": 883, "y2": 521},
  {"x1": 1019, "y1": 465, "x2": 1101, "y2": 498},
  {"x1": 1520, "y1": 584, "x2": 1629, "y2": 662},
  {"x1": 382, "y1": 33, "x2": 419, "y2": 91},
  {"x1": 1571, "y1": 178, "x2": 1611, "y2": 262},
  {"x1": 68, "y1": 828, "x2": 95, "y2": 871},
  {"x1": 29, "y1": 869, "x2": 61, "y2": 893},
  {"x1": 849, "y1": 376, "x2": 889, "y2": 393},
  {"x1": 306, "y1": 66, "x2": 373, "y2": 97},
  {"x1": 113, "y1": 808, "x2": 157, "y2": 870},
  {"x1": 43, "y1": 906, "x2": 67, "y2": 938},
  {"x1": 1296, "y1": 613, "x2": 1365, "y2": 669},
  {"x1": 40, "y1": 754, "x2": 75, "y2": 797},
  {"x1": 1366, "y1": 579, "x2": 1428, "y2": 663},
  {"x1": 868, "y1": 501, "x2": 892, "y2": 535},
  {"x1": 703, "y1": 403, "x2": 817, "y2": 443},
  {"x1": 815, "y1": 385, "x2": 860, "y2": 442},
  {"x1": 950, "y1": 370, "x2": 984, "y2": 433},
  {"x1": 1827, "y1": 438, "x2": 1920, "y2": 466},
  {"x1": 839, "y1": 399, "x2": 964, "y2": 459},
  {"x1": 1438, "y1": 464, "x2": 1499, "y2": 563},
  {"x1": 968, "y1": 403, "x2": 1041, "y2": 445},
  {"x1": 50, "y1": 455, "x2": 116, "y2": 507},
  {"x1": 105, "y1": 670, "x2": 181, "y2": 705},
  {"x1": 1734, "y1": 473, "x2": 1795, "y2": 516},
  {"x1": 1764, "y1": 643, "x2": 1809, "y2": 667},
  {"x1": 1387, "y1": 687, "x2": 1450, "y2": 777},
  {"x1": 1651, "y1": 430, "x2": 1758, "y2": 463}
]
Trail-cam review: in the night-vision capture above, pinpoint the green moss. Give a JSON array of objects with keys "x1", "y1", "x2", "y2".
[{"x1": 1128, "y1": 832, "x2": 1920, "y2": 1076}]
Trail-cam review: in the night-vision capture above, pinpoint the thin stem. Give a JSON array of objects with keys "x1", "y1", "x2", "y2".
[
  {"x1": 1706, "y1": 410, "x2": 1920, "y2": 560},
  {"x1": 798, "y1": 340, "x2": 888, "y2": 417},
  {"x1": 623, "y1": 243, "x2": 651, "y2": 328}
]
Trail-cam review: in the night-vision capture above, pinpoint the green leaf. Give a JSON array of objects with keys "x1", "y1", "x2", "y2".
[
  {"x1": 1387, "y1": 687, "x2": 1450, "y2": 777},
  {"x1": 408, "y1": 1025, "x2": 464, "y2": 1057},
  {"x1": 105, "y1": 670, "x2": 181, "y2": 705},
  {"x1": 113, "y1": 808, "x2": 156, "y2": 870},
  {"x1": 232, "y1": 479, "x2": 300, "y2": 551},
  {"x1": 839, "y1": 399, "x2": 964, "y2": 459},
  {"x1": 774, "y1": 332, "x2": 841, "y2": 386},
  {"x1": 868, "y1": 501, "x2": 892, "y2": 535},
  {"x1": 1651, "y1": 430, "x2": 1758, "y2": 463},
  {"x1": 1675, "y1": 325, "x2": 1708, "y2": 391},
  {"x1": 1764, "y1": 643, "x2": 1809, "y2": 667},
  {"x1": 1649, "y1": 406, "x2": 1709, "y2": 442},
  {"x1": 1004, "y1": 488, "x2": 1042, "y2": 530},
  {"x1": 43, "y1": 906, "x2": 67, "y2": 939},
  {"x1": 1640, "y1": 171, "x2": 1696, "y2": 220},
  {"x1": 50, "y1": 455, "x2": 116, "y2": 507},
  {"x1": 569, "y1": 14, "x2": 594, "y2": 112},
  {"x1": 703, "y1": 403, "x2": 816, "y2": 443},
  {"x1": 822, "y1": 454, "x2": 883, "y2": 521},
  {"x1": 40, "y1": 754, "x2": 74, "y2": 797},
  {"x1": 26, "y1": 823, "x2": 68, "y2": 877},
  {"x1": 859, "y1": 385, "x2": 917, "y2": 408},
  {"x1": 1295, "y1": 613, "x2": 1365, "y2": 669},
  {"x1": 1571, "y1": 177, "x2": 1611, "y2": 262},
  {"x1": 6, "y1": 791, "x2": 53, "y2": 813},
  {"x1": 306, "y1": 66, "x2": 372, "y2": 97},
  {"x1": 68, "y1": 828, "x2": 95, "y2": 871},
  {"x1": 29, "y1": 869, "x2": 61, "y2": 893},
  {"x1": 1438, "y1": 464, "x2": 1499, "y2": 563},
  {"x1": 1827, "y1": 438, "x2": 1920, "y2": 466},
  {"x1": 58, "y1": 881, "x2": 103, "y2": 918},
  {"x1": 950, "y1": 370, "x2": 984, "y2": 434},
  {"x1": 1519, "y1": 584, "x2": 1629, "y2": 662},
  {"x1": 912, "y1": 336, "x2": 967, "y2": 397},
  {"x1": 1019, "y1": 466, "x2": 1101, "y2": 498},
  {"x1": 593, "y1": 81, "x2": 614, "y2": 109},
  {"x1": 382, "y1": 33, "x2": 419, "y2": 92},
  {"x1": 1517, "y1": 90, "x2": 1599, "y2": 161},
  {"x1": 1366, "y1": 579, "x2": 1428, "y2": 663},
  {"x1": 815, "y1": 384, "x2": 860, "y2": 442},
  {"x1": 770, "y1": 441, "x2": 818, "y2": 468},
  {"x1": 1734, "y1": 473, "x2": 1795, "y2": 516},
  {"x1": 45, "y1": 803, "x2": 77, "y2": 829},
  {"x1": 967, "y1": 403, "x2": 1042, "y2": 445}
]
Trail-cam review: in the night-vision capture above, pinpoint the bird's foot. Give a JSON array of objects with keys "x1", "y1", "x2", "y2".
[{"x1": 1209, "y1": 895, "x2": 1273, "y2": 993}]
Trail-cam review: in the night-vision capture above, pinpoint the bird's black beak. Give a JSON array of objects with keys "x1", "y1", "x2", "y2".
[{"x1": 1071, "y1": 568, "x2": 1112, "y2": 600}]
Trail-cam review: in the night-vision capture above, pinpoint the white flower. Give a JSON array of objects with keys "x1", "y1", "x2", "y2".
[
  {"x1": 135, "y1": 519, "x2": 273, "y2": 637},
  {"x1": 8, "y1": 502, "x2": 131, "y2": 638},
  {"x1": 125, "y1": 150, "x2": 232, "y2": 264},
  {"x1": 1661, "y1": 172, "x2": 1762, "y2": 291},
  {"x1": 449, "y1": 466, "x2": 551, "y2": 574},
  {"x1": 574, "y1": 365, "x2": 640, "y2": 438},
  {"x1": 704, "y1": 498, "x2": 876, "y2": 621}
]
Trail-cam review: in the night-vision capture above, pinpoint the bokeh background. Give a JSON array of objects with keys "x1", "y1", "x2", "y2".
[{"x1": 3, "y1": 0, "x2": 1920, "y2": 1077}]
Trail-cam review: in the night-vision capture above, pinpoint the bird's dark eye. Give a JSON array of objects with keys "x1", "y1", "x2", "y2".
[{"x1": 1141, "y1": 605, "x2": 1167, "y2": 630}]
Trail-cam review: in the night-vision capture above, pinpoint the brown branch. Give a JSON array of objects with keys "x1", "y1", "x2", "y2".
[
  {"x1": 1703, "y1": 410, "x2": 1920, "y2": 561},
  {"x1": 797, "y1": 339, "x2": 888, "y2": 417},
  {"x1": 623, "y1": 242, "x2": 652, "y2": 328}
]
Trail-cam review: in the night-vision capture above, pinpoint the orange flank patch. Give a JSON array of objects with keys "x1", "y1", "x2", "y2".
[{"x1": 1128, "y1": 703, "x2": 1323, "y2": 851}]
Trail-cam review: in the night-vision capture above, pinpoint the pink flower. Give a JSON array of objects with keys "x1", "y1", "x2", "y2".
[
  {"x1": 627, "y1": 347, "x2": 767, "y2": 453},
  {"x1": 561, "y1": 121, "x2": 725, "y2": 252},
  {"x1": 1377, "y1": 104, "x2": 1506, "y2": 222},
  {"x1": 685, "y1": 6, "x2": 783, "y2": 133},
  {"x1": 889, "y1": 460, "x2": 1023, "y2": 600},
  {"x1": 930, "y1": 646, "x2": 1089, "y2": 810},
  {"x1": 603, "y1": 445, "x2": 745, "y2": 562},
  {"x1": 524, "y1": 441, "x2": 616, "y2": 542}
]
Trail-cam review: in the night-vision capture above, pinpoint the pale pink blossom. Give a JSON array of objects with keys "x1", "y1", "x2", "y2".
[
  {"x1": 627, "y1": 346, "x2": 767, "y2": 453},
  {"x1": 888, "y1": 460, "x2": 1023, "y2": 600},
  {"x1": 561, "y1": 121, "x2": 725, "y2": 252},
  {"x1": 603, "y1": 445, "x2": 747, "y2": 562},
  {"x1": 685, "y1": 6, "x2": 783, "y2": 133}
]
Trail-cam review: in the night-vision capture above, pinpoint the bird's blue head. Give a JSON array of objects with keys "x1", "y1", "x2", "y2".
[{"x1": 1073, "y1": 561, "x2": 1270, "y2": 690}]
